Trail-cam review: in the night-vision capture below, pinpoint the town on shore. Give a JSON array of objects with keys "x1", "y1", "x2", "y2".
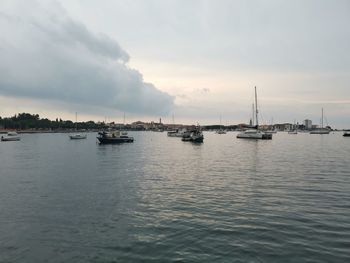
[{"x1": 0, "y1": 112, "x2": 343, "y2": 133}]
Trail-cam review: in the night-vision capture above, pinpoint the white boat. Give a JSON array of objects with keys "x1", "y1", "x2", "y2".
[
  {"x1": 237, "y1": 87, "x2": 272, "y2": 140},
  {"x1": 1, "y1": 132, "x2": 21, "y2": 141},
  {"x1": 69, "y1": 133, "x2": 87, "y2": 139},
  {"x1": 310, "y1": 108, "x2": 330, "y2": 134},
  {"x1": 215, "y1": 115, "x2": 226, "y2": 134},
  {"x1": 288, "y1": 121, "x2": 298, "y2": 134},
  {"x1": 237, "y1": 129, "x2": 272, "y2": 139},
  {"x1": 70, "y1": 112, "x2": 87, "y2": 140},
  {"x1": 167, "y1": 128, "x2": 186, "y2": 137}
]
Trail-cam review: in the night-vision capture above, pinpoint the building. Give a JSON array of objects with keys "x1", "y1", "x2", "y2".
[{"x1": 304, "y1": 119, "x2": 312, "y2": 130}]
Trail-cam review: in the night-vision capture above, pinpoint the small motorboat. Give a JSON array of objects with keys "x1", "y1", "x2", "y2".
[
  {"x1": 343, "y1": 131, "x2": 350, "y2": 137},
  {"x1": 69, "y1": 133, "x2": 87, "y2": 140},
  {"x1": 97, "y1": 131, "x2": 134, "y2": 144},
  {"x1": 1, "y1": 132, "x2": 21, "y2": 141}
]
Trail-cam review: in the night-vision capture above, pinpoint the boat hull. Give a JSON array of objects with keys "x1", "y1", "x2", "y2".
[
  {"x1": 97, "y1": 137, "x2": 134, "y2": 144},
  {"x1": 343, "y1": 132, "x2": 350, "y2": 137},
  {"x1": 310, "y1": 130, "x2": 330, "y2": 134},
  {"x1": 69, "y1": 135, "x2": 87, "y2": 139},
  {"x1": 237, "y1": 132, "x2": 272, "y2": 140},
  {"x1": 1, "y1": 136, "x2": 20, "y2": 141}
]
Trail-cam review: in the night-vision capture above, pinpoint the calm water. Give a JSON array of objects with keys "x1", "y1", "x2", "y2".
[{"x1": 0, "y1": 132, "x2": 349, "y2": 262}]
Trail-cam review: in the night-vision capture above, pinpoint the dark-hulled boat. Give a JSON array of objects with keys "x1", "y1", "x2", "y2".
[
  {"x1": 97, "y1": 131, "x2": 134, "y2": 144},
  {"x1": 182, "y1": 126, "x2": 204, "y2": 143}
]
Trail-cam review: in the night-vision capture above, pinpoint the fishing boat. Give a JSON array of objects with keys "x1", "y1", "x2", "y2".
[
  {"x1": 237, "y1": 87, "x2": 272, "y2": 140},
  {"x1": 1, "y1": 131, "x2": 21, "y2": 141},
  {"x1": 69, "y1": 112, "x2": 87, "y2": 139},
  {"x1": 310, "y1": 108, "x2": 330, "y2": 134},
  {"x1": 97, "y1": 131, "x2": 134, "y2": 144},
  {"x1": 182, "y1": 125, "x2": 204, "y2": 143}
]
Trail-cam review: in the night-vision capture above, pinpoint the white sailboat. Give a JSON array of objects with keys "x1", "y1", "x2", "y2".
[
  {"x1": 216, "y1": 115, "x2": 226, "y2": 134},
  {"x1": 288, "y1": 120, "x2": 298, "y2": 134},
  {"x1": 69, "y1": 112, "x2": 87, "y2": 139},
  {"x1": 310, "y1": 108, "x2": 330, "y2": 134},
  {"x1": 237, "y1": 87, "x2": 272, "y2": 140}
]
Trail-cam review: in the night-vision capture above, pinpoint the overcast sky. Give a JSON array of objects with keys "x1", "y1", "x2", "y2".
[{"x1": 1, "y1": 0, "x2": 349, "y2": 127}]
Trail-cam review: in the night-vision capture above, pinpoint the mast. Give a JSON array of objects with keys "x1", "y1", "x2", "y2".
[
  {"x1": 252, "y1": 103, "x2": 255, "y2": 126},
  {"x1": 255, "y1": 86, "x2": 259, "y2": 129},
  {"x1": 321, "y1": 108, "x2": 324, "y2": 129}
]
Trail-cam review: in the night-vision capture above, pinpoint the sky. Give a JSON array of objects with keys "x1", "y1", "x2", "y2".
[{"x1": 0, "y1": 0, "x2": 350, "y2": 128}]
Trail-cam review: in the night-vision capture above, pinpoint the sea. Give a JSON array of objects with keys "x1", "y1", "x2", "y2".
[{"x1": 0, "y1": 131, "x2": 349, "y2": 262}]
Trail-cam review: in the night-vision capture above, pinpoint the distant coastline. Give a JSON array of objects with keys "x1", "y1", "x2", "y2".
[{"x1": 0, "y1": 112, "x2": 345, "y2": 133}]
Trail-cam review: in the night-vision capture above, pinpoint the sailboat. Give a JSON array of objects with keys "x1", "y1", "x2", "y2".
[
  {"x1": 310, "y1": 108, "x2": 330, "y2": 134},
  {"x1": 69, "y1": 112, "x2": 87, "y2": 139},
  {"x1": 288, "y1": 120, "x2": 298, "y2": 134},
  {"x1": 216, "y1": 115, "x2": 226, "y2": 134},
  {"x1": 237, "y1": 87, "x2": 272, "y2": 140}
]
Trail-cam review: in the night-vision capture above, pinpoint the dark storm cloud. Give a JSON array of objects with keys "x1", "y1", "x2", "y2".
[{"x1": 0, "y1": 0, "x2": 174, "y2": 115}]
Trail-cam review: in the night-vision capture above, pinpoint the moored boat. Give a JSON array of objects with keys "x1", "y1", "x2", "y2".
[
  {"x1": 167, "y1": 129, "x2": 185, "y2": 137},
  {"x1": 343, "y1": 131, "x2": 350, "y2": 137},
  {"x1": 97, "y1": 131, "x2": 134, "y2": 144},
  {"x1": 310, "y1": 108, "x2": 330, "y2": 135},
  {"x1": 237, "y1": 87, "x2": 272, "y2": 140},
  {"x1": 182, "y1": 126, "x2": 204, "y2": 143},
  {"x1": 69, "y1": 133, "x2": 87, "y2": 139},
  {"x1": 1, "y1": 132, "x2": 21, "y2": 141},
  {"x1": 69, "y1": 112, "x2": 87, "y2": 140}
]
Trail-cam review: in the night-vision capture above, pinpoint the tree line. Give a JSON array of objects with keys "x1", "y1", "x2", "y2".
[{"x1": 0, "y1": 113, "x2": 107, "y2": 130}]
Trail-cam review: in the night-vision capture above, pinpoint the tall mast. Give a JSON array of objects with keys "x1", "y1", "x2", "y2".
[
  {"x1": 255, "y1": 86, "x2": 259, "y2": 129},
  {"x1": 252, "y1": 103, "x2": 255, "y2": 126},
  {"x1": 321, "y1": 108, "x2": 324, "y2": 128}
]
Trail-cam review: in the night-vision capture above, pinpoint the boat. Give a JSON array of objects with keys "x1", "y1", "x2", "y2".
[
  {"x1": 288, "y1": 121, "x2": 298, "y2": 134},
  {"x1": 167, "y1": 128, "x2": 185, "y2": 137},
  {"x1": 182, "y1": 125, "x2": 204, "y2": 143},
  {"x1": 69, "y1": 134, "x2": 87, "y2": 139},
  {"x1": 310, "y1": 108, "x2": 330, "y2": 134},
  {"x1": 343, "y1": 131, "x2": 350, "y2": 137},
  {"x1": 237, "y1": 87, "x2": 272, "y2": 140},
  {"x1": 97, "y1": 131, "x2": 134, "y2": 144},
  {"x1": 69, "y1": 112, "x2": 87, "y2": 139},
  {"x1": 1, "y1": 132, "x2": 21, "y2": 141},
  {"x1": 215, "y1": 115, "x2": 226, "y2": 134},
  {"x1": 266, "y1": 117, "x2": 277, "y2": 134}
]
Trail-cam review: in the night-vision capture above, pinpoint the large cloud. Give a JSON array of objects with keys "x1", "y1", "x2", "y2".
[{"x1": 0, "y1": 0, "x2": 174, "y2": 115}]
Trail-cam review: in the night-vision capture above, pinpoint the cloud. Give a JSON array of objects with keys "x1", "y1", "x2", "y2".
[{"x1": 0, "y1": 0, "x2": 174, "y2": 115}]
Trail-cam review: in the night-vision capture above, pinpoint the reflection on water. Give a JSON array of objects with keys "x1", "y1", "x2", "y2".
[{"x1": 0, "y1": 131, "x2": 350, "y2": 262}]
